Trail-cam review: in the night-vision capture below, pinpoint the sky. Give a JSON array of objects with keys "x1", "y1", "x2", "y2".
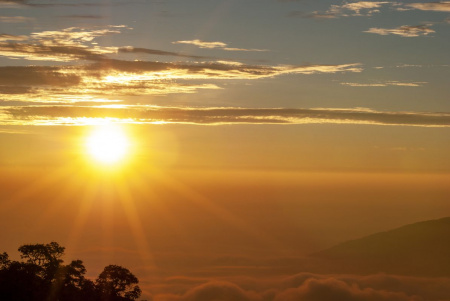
[{"x1": 0, "y1": 0, "x2": 450, "y2": 300}]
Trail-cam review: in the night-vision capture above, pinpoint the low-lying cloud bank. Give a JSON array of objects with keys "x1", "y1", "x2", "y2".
[
  {"x1": 2, "y1": 106, "x2": 450, "y2": 127},
  {"x1": 149, "y1": 272, "x2": 450, "y2": 301}
]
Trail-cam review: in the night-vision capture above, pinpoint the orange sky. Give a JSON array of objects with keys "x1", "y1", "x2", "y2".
[{"x1": 1, "y1": 0, "x2": 450, "y2": 299}]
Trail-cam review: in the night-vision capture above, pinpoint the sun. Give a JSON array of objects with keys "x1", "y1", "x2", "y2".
[{"x1": 85, "y1": 125, "x2": 130, "y2": 165}]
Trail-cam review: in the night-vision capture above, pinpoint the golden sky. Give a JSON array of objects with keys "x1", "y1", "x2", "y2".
[{"x1": 1, "y1": 0, "x2": 450, "y2": 300}]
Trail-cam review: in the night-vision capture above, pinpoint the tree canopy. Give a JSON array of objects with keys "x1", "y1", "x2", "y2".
[{"x1": 0, "y1": 242, "x2": 141, "y2": 301}]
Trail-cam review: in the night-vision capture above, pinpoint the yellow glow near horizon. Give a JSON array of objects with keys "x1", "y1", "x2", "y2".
[{"x1": 86, "y1": 124, "x2": 130, "y2": 165}]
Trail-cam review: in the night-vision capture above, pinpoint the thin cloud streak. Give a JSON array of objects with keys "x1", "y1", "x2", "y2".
[
  {"x1": 118, "y1": 46, "x2": 211, "y2": 59},
  {"x1": 2, "y1": 106, "x2": 450, "y2": 127},
  {"x1": 173, "y1": 39, "x2": 267, "y2": 52},
  {"x1": 365, "y1": 25, "x2": 435, "y2": 37},
  {"x1": 341, "y1": 81, "x2": 428, "y2": 87},
  {"x1": 0, "y1": 16, "x2": 33, "y2": 23}
]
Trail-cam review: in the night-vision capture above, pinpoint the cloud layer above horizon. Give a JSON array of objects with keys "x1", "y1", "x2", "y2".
[{"x1": 2, "y1": 106, "x2": 449, "y2": 127}]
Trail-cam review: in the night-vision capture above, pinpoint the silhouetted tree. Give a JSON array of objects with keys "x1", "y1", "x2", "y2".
[
  {"x1": 96, "y1": 265, "x2": 141, "y2": 301},
  {"x1": 0, "y1": 252, "x2": 10, "y2": 269},
  {"x1": 0, "y1": 242, "x2": 141, "y2": 301},
  {"x1": 18, "y1": 241, "x2": 65, "y2": 282},
  {"x1": 0, "y1": 260, "x2": 46, "y2": 301}
]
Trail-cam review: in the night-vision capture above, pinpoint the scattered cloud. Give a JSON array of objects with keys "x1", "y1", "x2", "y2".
[
  {"x1": 292, "y1": 1, "x2": 391, "y2": 19},
  {"x1": 2, "y1": 106, "x2": 449, "y2": 127},
  {"x1": 406, "y1": 2, "x2": 450, "y2": 12},
  {"x1": 365, "y1": 25, "x2": 435, "y2": 37},
  {"x1": 173, "y1": 39, "x2": 267, "y2": 52},
  {"x1": 0, "y1": 26, "x2": 361, "y2": 102},
  {"x1": 293, "y1": 1, "x2": 450, "y2": 19}
]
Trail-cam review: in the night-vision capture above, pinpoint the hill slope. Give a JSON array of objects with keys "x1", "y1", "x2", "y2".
[{"x1": 311, "y1": 217, "x2": 450, "y2": 276}]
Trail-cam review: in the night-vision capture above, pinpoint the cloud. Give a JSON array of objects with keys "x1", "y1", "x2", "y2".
[
  {"x1": 86, "y1": 59, "x2": 361, "y2": 79},
  {"x1": 0, "y1": 34, "x2": 27, "y2": 41},
  {"x1": 289, "y1": 11, "x2": 338, "y2": 19},
  {"x1": 0, "y1": 26, "x2": 361, "y2": 102},
  {"x1": 183, "y1": 282, "x2": 258, "y2": 301},
  {"x1": 59, "y1": 15, "x2": 104, "y2": 19},
  {"x1": 0, "y1": 26, "x2": 126, "y2": 62},
  {"x1": 0, "y1": 0, "x2": 133, "y2": 7},
  {"x1": 294, "y1": 1, "x2": 391, "y2": 19},
  {"x1": 406, "y1": 2, "x2": 450, "y2": 12},
  {"x1": 147, "y1": 273, "x2": 450, "y2": 301},
  {"x1": 341, "y1": 81, "x2": 427, "y2": 87},
  {"x1": 2, "y1": 106, "x2": 450, "y2": 127},
  {"x1": 364, "y1": 25, "x2": 435, "y2": 37},
  {"x1": 0, "y1": 66, "x2": 80, "y2": 86},
  {"x1": 337, "y1": 1, "x2": 390, "y2": 16},
  {"x1": 0, "y1": 16, "x2": 33, "y2": 23},
  {"x1": 0, "y1": 42, "x2": 110, "y2": 61},
  {"x1": 293, "y1": 1, "x2": 450, "y2": 19},
  {"x1": 275, "y1": 278, "x2": 418, "y2": 301},
  {"x1": 118, "y1": 46, "x2": 210, "y2": 59},
  {"x1": 173, "y1": 39, "x2": 267, "y2": 52},
  {"x1": 0, "y1": 56, "x2": 361, "y2": 103},
  {"x1": 0, "y1": 0, "x2": 26, "y2": 6}
]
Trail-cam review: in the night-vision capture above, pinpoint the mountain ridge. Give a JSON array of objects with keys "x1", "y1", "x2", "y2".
[{"x1": 310, "y1": 216, "x2": 450, "y2": 277}]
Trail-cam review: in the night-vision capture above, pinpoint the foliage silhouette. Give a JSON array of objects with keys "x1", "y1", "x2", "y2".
[
  {"x1": 0, "y1": 242, "x2": 141, "y2": 301},
  {"x1": 97, "y1": 265, "x2": 142, "y2": 301}
]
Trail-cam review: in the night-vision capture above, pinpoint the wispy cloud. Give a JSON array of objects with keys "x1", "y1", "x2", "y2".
[
  {"x1": 406, "y1": 2, "x2": 450, "y2": 12},
  {"x1": 173, "y1": 39, "x2": 267, "y2": 52},
  {"x1": 2, "y1": 106, "x2": 449, "y2": 127},
  {"x1": 292, "y1": 1, "x2": 391, "y2": 19},
  {"x1": 59, "y1": 15, "x2": 104, "y2": 20},
  {"x1": 0, "y1": 26, "x2": 126, "y2": 62},
  {"x1": 0, "y1": 16, "x2": 33, "y2": 23},
  {"x1": 0, "y1": 60, "x2": 360, "y2": 103},
  {"x1": 118, "y1": 46, "x2": 211, "y2": 59},
  {"x1": 341, "y1": 81, "x2": 428, "y2": 87},
  {"x1": 365, "y1": 25, "x2": 435, "y2": 37},
  {"x1": 293, "y1": 1, "x2": 450, "y2": 20},
  {"x1": 0, "y1": 0, "x2": 133, "y2": 8},
  {"x1": 0, "y1": 26, "x2": 361, "y2": 102},
  {"x1": 0, "y1": 34, "x2": 27, "y2": 41},
  {"x1": 335, "y1": 1, "x2": 390, "y2": 16}
]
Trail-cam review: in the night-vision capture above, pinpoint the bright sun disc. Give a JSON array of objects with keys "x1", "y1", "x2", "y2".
[{"x1": 86, "y1": 125, "x2": 130, "y2": 164}]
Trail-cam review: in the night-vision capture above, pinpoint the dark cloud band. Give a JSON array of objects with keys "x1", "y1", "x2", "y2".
[{"x1": 2, "y1": 106, "x2": 450, "y2": 127}]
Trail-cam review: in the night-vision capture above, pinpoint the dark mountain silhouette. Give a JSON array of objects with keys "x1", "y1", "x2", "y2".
[{"x1": 310, "y1": 217, "x2": 450, "y2": 277}]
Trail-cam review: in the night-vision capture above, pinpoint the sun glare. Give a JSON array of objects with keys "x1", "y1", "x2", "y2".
[{"x1": 86, "y1": 125, "x2": 130, "y2": 165}]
